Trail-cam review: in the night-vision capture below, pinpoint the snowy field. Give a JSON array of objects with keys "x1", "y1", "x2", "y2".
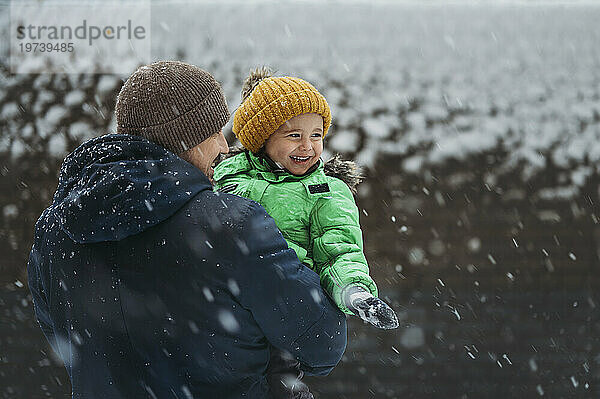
[
  {"x1": 2, "y1": 2, "x2": 600, "y2": 193},
  {"x1": 2, "y1": 2, "x2": 600, "y2": 275},
  {"x1": 1, "y1": 2, "x2": 600, "y2": 398}
]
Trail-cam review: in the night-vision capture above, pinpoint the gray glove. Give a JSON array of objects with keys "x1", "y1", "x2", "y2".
[{"x1": 343, "y1": 286, "x2": 399, "y2": 330}]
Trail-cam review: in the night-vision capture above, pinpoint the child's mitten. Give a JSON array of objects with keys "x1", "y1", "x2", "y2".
[{"x1": 343, "y1": 286, "x2": 399, "y2": 330}]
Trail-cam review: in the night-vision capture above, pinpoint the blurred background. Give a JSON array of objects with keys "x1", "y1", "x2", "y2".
[{"x1": 1, "y1": 1, "x2": 600, "y2": 397}]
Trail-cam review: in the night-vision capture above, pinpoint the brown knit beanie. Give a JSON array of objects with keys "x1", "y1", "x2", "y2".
[{"x1": 115, "y1": 61, "x2": 230, "y2": 155}]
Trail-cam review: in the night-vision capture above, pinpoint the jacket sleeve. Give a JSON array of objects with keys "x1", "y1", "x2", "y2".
[
  {"x1": 309, "y1": 180, "x2": 378, "y2": 314},
  {"x1": 27, "y1": 243, "x2": 58, "y2": 354},
  {"x1": 232, "y1": 201, "x2": 347, "y2": 376}
]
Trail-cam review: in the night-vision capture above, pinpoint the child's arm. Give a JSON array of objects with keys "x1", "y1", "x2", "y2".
[
  {"x1": 308, "y1": 181, "x2": 375, "y2": 309},
  {"x1": 309, "y1": 180, "x2": 398, "y2": 329}
]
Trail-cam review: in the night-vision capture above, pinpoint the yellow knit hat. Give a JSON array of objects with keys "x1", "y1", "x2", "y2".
[{"x1": 233, "y1": 70, "x2": 331, "y2": 153}]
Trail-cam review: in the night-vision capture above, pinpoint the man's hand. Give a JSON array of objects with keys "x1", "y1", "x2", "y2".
[{"x1": 343, "y1": 286, "x2": 399, "y2": 330}]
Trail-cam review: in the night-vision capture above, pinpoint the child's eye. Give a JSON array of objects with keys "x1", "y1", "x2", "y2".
[
  {"x1": 311, "y1": 133, "x2": 323, "y2": 138},
  {"x1": 287, "y1": 133, "x2": 300, "y2": 138}
]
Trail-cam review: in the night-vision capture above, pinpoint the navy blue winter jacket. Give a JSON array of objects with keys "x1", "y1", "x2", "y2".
[{"x1": 27, "y1": 134, "x2": 347, "y2": 398}]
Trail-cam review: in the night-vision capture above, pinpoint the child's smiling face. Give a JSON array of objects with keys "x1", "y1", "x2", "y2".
[{"x1": 264, "y1": 113, "x2": 324, "y2": 176}]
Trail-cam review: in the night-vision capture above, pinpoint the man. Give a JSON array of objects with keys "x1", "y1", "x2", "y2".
[{"x1": 27, "y1": 61, "x2": 347, "y2": 398}]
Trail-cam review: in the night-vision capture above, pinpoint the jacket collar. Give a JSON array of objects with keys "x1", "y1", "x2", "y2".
[
  {"x1": 245, "y1": 151, "x2": 321, "y2": 183},
  {"x1": 249, "y1": 150, "x2": 321, "y2": 179},
  {"x1": 213, "y1": 149, "x2": 322, "y2": 184}
]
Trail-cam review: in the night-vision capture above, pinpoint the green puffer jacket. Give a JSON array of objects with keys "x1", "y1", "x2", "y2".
[{"x1": 213, "y1": 150, "x2": 378, "y2": 314}]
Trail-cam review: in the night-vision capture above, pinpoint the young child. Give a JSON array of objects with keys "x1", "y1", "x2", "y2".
[{"x1": 213, "y1": 68, "x2": 398, "y2": 397}]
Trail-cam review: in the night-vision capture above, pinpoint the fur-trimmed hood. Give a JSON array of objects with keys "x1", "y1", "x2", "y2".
[
  {"x1": 217, "y1": 148, "x2": 363, "y2": 194},
  {"x1": 323, "y1": 154, "x2": 363, "y2": 195}
]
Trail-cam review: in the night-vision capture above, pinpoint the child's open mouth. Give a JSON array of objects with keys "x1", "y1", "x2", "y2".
[{"x1": 290, "y1": 155, "x2": 311, "y2": 164}]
